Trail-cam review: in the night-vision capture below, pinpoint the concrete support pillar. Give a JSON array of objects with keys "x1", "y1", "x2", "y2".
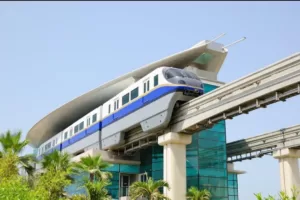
[
  {"x1": 158, "y1": 132, "x2": 192, "y2": 200},
  {"x1": 273, "y1": 148, "x2": 300, "y2": 199}
]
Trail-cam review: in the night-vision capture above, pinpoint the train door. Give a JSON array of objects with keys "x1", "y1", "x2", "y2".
[
  {"x1": 143, "y1": 79, "x2": 150, "y2": 93},
  {"x1": 114, "y1": 98, "x2": 119, "y2": 111}
]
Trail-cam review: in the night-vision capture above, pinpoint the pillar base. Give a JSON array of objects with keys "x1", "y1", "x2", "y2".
[{"x1": 158, "y1": 132, "x2": 192, "y2": 200}]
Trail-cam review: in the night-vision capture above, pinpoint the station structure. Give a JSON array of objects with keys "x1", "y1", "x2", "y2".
[{"x1": 26, "y1": 39, "x2": 300, "y2": 200}]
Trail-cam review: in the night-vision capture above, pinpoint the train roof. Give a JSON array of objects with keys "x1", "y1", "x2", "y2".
[{"x1": 26, "y1": 40, "x2": 228, "y2": 148}]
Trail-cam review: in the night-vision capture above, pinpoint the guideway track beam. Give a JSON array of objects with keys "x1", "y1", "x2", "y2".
[
  {"x1": 170, "y1": 53, "x2": 300, "y2": 134},
  {"x1": 114, "y1": 53, "x2": 300, "y2": 154},
  {"x1": 227, "y1": 125, "x2": 300, "y2": 163}
]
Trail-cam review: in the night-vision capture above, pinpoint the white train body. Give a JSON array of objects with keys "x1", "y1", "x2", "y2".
[{"x1": 37, "y1": 67, "x2": 204, "y2": 158}]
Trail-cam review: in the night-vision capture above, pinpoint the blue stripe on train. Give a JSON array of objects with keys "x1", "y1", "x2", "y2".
[
  {"x1": 102, "y1": 85, "x2": 202, "y2": 128},
  {"x1": 38, "y1": 85, "x2": 203, "y2": 157},
  {"x1": 60, "y1": 121, "x2": 102, "y2": 150}
]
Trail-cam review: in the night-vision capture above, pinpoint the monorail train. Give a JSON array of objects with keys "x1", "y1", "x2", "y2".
[{"x1": 37, "y1": 67, "x2": 204, "y2": 159}]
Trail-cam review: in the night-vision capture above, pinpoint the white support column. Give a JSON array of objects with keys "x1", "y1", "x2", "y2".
[
  {"x1": 158, "y1": 132, "x2": 192, "y2": 200},
  {"x1": 273, "y1": 148, "x2": 300, "y2": 199}
]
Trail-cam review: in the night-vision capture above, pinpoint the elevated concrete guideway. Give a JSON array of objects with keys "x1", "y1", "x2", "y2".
[
  {"x1": 119, "y1": 53, "x2": 300, "y2": 154},
  {"x1": 170, "y1": 53, "x2": 300, "y2": 134},
  {"x1": 116, "y1": 52, "x2": 300, "y2": 200},
  {"x1": 227, "y1": 125, "x2": 300, "y2": 163},
  {"x1": 227, "y1": 124, "x2": 300, "y2": 199}
]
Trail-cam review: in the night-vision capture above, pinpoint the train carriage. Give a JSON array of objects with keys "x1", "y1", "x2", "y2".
[{"x1": 37, "y1": 66, "x2": 204, "y2": 157}]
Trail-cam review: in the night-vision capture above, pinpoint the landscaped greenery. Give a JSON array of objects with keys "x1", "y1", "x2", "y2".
[
  {"x1": 0, "y1": 129, "x2": 229, "y2": 200},
  {"x1": 129, "y1": 174, "x2": 170, "y2": 200},
  {"x1": 0, "y1": 130, "x2": 112, "y2": 200},
  {"x1": 186, "y1": 186, "x2": 211, "y2": 200},
  {"x1": 254, "y1": 186, "x2": 300, "y2": 200}
]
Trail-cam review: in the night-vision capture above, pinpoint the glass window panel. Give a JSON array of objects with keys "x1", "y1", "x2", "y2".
[
  {"x1": 152, "y1": 170, "x2": 163, "y2": 180},
  {"x1": 92, "y1": 114, "x2": 97, "y2": 123},
  {"x1": 87, "y1": 117, "x2": 91, "y2": 126},
  {"x1": 164, "y1": 68, "x2": 184, "y2": 79},
  {"x1": 199, "y1": 168, "x2": 227, "y2": 177},
  {"x1": 122, "y1": 93, "x2": 130, "y2": 105},
  {"x1": 131, "y1": 87, "x2": 139, "y2": 100},
  {"x1": 154, "y1": 75, "x2": 159, "y2": 86},
  {"x1": 186, "y1": 149, "x2": 198, "y2": 157},
  {"x1": 186, "y1": 156, "x2": 198, "y2": 167},
  {"x1": 74, "y1": 125, "x2": 79, "y2": 133},
  {"x1": 210, "y1": 123, "x2": 226, "y2": 133},
  {"x1": 105, "y1": 164, "x2": 120, "y2": 172},
  {"x1": 187, "y1": 177, "x2": 199, "y2": 188},
  {"x1": 147, "y1": 80, "x2": 150, "y2": 91},
  {"x1": 79, "y1": 121, "x2": 84, "y2": 130},
  {"x1": 152, "y1": 162, "x2": 163, "y2": 171},
  {"x1": 64, "y1": 132, "x2": 68, "y2": 139},
  {"x1": 204, "y1": 84, "x2": 218, "y2": 93},
  {"x1": 120, "y1": 164, "x2": 139, "y2": 173},
  {"x1": 143, "y1": 80, "x2": 150, "y2": 93},
  {"x1": 187, "y1": 167, "x2": 198, "y2": 176}
]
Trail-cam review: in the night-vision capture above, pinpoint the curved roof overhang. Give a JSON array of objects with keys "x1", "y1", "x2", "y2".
[{"x1": 26, "y1": 40, "x2": 228, "y2": 148}]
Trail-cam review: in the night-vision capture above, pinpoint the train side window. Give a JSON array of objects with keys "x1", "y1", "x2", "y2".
[
  {"x1": 143, "y1": 79, "x2": 150, "y2": 93},
  {"x1": 92, "y1": 114, "x2": 97, "y2": 123},
  {"x1": 45, "y1": 142, "x2": 51, "y2": 151},
  {"x1": 131, "y1": 87, "x2": 139, "y2": 100},
  {"x1": 74, "y1": 125, "x2": 79, "y2": 134},
  {"x1": 114, "y1": 99, "x2": 119, "y2": 110},
  {"x1": 64, "y1": 132, "x2": 68, "y2": 140},
  {"x1": 69, "y1": 127, "x2": 73, "y2": 137},
  {"x1": 52, "y1": 140, "x2": 55, "y2": 147},
  {"x1": 154, "y1": 75, "x2": 159, "y2": 87},
  {"x1": 87, "y1": 117, "x2": 91, "y2": 127},
  {"x1": 108, "y1": 104, "x2": 111, "y2": 114},
  {"x1": 79, "y1": 121, "x2": 84, "y2": 130},
  {"x1": 122, "y1": 93, "x2": 130, "y2": 105}
]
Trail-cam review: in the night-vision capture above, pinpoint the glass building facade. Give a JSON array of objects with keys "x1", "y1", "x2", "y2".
[
  {"x1": 66, "y1": 83, "x2": 239, "y2": 200},
  {"x1": 228, "y1": 173, "x2": 239, "y2": 200}
]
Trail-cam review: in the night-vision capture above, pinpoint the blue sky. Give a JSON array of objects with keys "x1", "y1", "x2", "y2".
[{"x1": 0, "y1": 2, "x2": 300, "y2": 199}]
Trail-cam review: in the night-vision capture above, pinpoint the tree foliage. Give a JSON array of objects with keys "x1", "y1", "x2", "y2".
[
  {"x1": 41, "y1": 150, "x2": 73, "y2": 172},
  {"x1": 73, "y1": 155, "x2": 112, "y2": 182},
  {"x1": 129, "y1": 176, "x2": 170, "y2": 200},
  {"x1": 254, "y1": 186, "x2": 300, "y2": 200},
  {"x1": 35, "y1": 167, "x2": 72, "y2": 200},
  {"x1": 0, "y1": 130, "x2": 36, "y2": 177},
  {"x1": 0, "y1": 150, "x2": 45, "y2": 200},
  {"x1": 84, "y1": 179, "x2": 112, "y2": 200},
  {"x1": 0, "y1": 176, "x2": 40, "y2": 200},
  {"x1": 0, "y1": 150, "x2": 19, "y2": 180},
  {"x1": 186, "y1": 186, "x2": 211, "y2": 200}
]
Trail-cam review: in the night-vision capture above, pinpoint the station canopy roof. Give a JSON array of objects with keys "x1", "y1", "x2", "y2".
[{"x1": 26, "y1": 40, "x2": 228, "y2": 148}]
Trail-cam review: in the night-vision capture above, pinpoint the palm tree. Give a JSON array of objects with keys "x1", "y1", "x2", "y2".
[
  {"x1": 254, "y1": 193, "x2": 263, "y2": 200},
  {"x1": 73, "y1": 155, "x2": 112, "y2": 182},
  {"x1": 41, "y1": 150, "x2": 75, "y2": 186},
  {"x1": 129, "y1": 176, "x2": 170, "y2": 200},
  {"x1": 41, "y1": 150, "x2": 73, "y2": 173},
  {"x1": 84, "y1": 179, "x2": 112, "y2": 200},
  {"x1": 186, "y1": 186, "x2": 211, "y2": 200},
  {"x1": 0, "y1": 130, "x2": 36, "y2": 177}
]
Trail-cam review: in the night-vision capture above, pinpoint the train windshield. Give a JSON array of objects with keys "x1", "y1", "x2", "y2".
[{"x1": 164, "y1": 68, "x2": 200, "y2": 80}]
